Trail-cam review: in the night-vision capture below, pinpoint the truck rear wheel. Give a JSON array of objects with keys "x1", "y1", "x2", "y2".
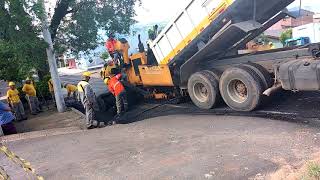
[
  {"x1": 243, "y1": 62, "x2": 273, "y2": 89},
  {"x1": 188, "y1": 71, "x2": 220, "y2": 109},
  {"x1": 220, "y1": 66, "x2": 263, "y2": 111}
]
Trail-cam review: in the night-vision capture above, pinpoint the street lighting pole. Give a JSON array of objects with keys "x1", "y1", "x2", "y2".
[{"x1": 40, "y1": 0, "x2": 66, "y2": 113}]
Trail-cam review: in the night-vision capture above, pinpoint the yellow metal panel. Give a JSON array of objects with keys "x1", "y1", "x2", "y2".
[
  {"x1": 158, "y1": 0, "x2": 234, "y2": 65},
  {"x1": 139, "y1": 65, "x2": 174, "y2": 87}
]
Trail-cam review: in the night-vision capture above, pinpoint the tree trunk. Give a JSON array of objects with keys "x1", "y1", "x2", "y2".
[{"x1": 41, "y1": 6, "x2": 66, "y2": 113}]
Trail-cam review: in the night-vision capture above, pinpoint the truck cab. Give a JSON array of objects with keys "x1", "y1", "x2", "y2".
[{"x1": 285, "y1": 37, "x2": 310, "y2": 47}]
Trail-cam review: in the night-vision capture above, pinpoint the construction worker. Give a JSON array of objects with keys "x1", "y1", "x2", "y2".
[
  {"x1": 77, "y1": 72, "x2": 98, "y2": 129},
  {"x1": 26, "y1": 77, "x2": 36, "y2": 87},
  {"x1": 0, "y1": 97, "x2": 17, "y2": 135},
  {"x1": 100, "y1": 60, "x2": 118, "y2": 80},
  {"x1": 64, "y1": 83, "x2": 78, "y2": 99},
  {"x1": 22, "y1": 80, "x2": 41, "y2": 115},
  {"x1": 6, "y1": 82, "x2": 27, "y2": 121},
  {"x1": 48, "y1": 78, "x2": 55, "y2": 101},
  {"x1": 104, "y1": 71, "x2": 128, "y2": 119},
  {"x1": 105, "y1": 33, "x2": 118, "y2": 60},
  {"x1": 269, "y1": 42, "x2": 275, "y2": 49}
]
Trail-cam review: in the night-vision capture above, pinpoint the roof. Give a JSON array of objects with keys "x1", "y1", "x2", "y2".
[
  {"x1": 264, "y1": 29, "x2": 283, "y2": 38},
  {"x1": 287, "y1": 8, "x2": 315, "y2": 18}
]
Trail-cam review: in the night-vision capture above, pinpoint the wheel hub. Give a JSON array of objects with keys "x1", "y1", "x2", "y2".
[
  {"x1": 194, "y1": 82, "x2": 209, "y2": 103},
  {"x1": 227, "y1": 79, "x2": 248, "y2": 103}
]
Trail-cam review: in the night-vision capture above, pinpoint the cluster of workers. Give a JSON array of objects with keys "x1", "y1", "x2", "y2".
[
  {"x1": 78, "y1": 33, "x2": 128, "y2": 129},
  {"x1": 0, "y1": 78, "x2": 78, "y2": 135},
  {"x1": 0, "y1": 33, "x2": 129, "y2": 134}
]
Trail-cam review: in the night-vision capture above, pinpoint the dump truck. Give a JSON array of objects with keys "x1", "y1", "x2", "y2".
[{"x1": 101, "y1": 0, "x2": 320, "y2": 113}]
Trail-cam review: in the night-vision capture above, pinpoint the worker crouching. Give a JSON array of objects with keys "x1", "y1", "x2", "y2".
[
  {"x1": 104, "y1": 72, "x2": 128, "y2": 122},
  {"x1": 77, "y1": 72, "x2": 99, "y2": 129},
  {"x1": 64, "y1": 83, "x2": 78, "y2": 100}
]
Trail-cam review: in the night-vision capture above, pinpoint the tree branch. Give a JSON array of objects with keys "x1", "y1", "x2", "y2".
[{"x1": 49, "y1": 0, "x2": 71, "y2": 41}]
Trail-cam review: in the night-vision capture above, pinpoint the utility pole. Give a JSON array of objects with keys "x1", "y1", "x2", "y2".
[{"x1": 40, "y1": 0, "x2": 66, "y2": 112}]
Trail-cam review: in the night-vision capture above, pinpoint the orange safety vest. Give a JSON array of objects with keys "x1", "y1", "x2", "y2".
[
  {"x1": 107, "y1": 74, "x2": 124, "y2": 96},
  {"x1": 105, "y1": 38, "x2": 117, "y2": 53}
]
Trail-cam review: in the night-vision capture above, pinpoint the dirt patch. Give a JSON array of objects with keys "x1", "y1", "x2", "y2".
[
  {"x1": 267, "y1": 151, "x2": 320, "y2": 180},
  {"x1": 14, "y1": 106, "x2": 83, "y2": 133}
]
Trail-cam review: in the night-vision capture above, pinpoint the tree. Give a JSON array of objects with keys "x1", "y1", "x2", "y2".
[
  {"x1": 100, "y1": 52, "x2": 110, "y2": 60},
  {"x1": 48, "y1": 0, "x2": 140, "y2": 54},
  {"x1": 39, "y1": 0, "x2": 139, "y2": 112},
  {"x1": 0, "y1": 0, "x2": 47, "y2": 81},
  {"x1": 280, "y1": 29, "x2": 292, "y2": 45}
]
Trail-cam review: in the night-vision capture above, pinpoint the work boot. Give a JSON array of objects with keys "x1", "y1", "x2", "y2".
[
  {"x1": 98, "y1": 122, "x2": 106, "y2": 128},
  {"x1": 86, "y1": 125, "x2": 97, "y2": 130}
]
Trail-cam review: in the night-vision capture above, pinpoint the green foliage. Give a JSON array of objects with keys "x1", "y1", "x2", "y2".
[
  {"x1": 51, "y1": 0, "x2": 140, "y2": 54},
  {"x1": 148, "y1": 25, "x2": 162, "y2": 40},
  {"x1": 100, "y1": 52, "x2": 110, "y2": 60},
  {"x1": 0, "y1": 0, "x2": 139, "y2": 81},
  {"x1": 0, "y1": 0, "x2": 48, "y2": 81},
  {"x1": 308, "y1": 162, "x2": 320, "y2": 179},
  {"x1": 35, "y1": 78, "x2": 50, "y2": 99},
  {"x1": 280, "y1": 29, "x2": 293, "y2": 45}
]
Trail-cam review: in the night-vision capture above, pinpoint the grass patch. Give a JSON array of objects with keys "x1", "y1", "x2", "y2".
[
  {"x1": 308, "y1": 162, "x2": 320, "y2": 180},
  {"x1": 302, "y1": 162, "x2": 320, "y2": 180}
]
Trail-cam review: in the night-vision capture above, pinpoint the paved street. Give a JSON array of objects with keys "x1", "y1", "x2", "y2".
[
  {"x1": 60, "y1": 68, "x2": 107, "y2": 96},
  {"x1": 2, "y1": 115, "x2": 320, "y2": 179}
]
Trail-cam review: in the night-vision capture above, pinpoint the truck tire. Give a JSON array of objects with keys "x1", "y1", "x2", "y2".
[
  {"x1": 243, "y1": 62, "x2": 273, "y2": 89},
  {"x1": 219, "y1": 66, "x2": 264, "y2": 111},
  {"x1": 188, "y1": 71, "x2": 219, "y2": 109}
]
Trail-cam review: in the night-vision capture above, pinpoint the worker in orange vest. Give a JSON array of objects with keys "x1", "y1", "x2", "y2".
[
  {"x1": 105, "y1": 33, "x2": 119, "y2": 60},
  {"x1": 104, "y1": 72, "x2": 128, "y2": 120}
]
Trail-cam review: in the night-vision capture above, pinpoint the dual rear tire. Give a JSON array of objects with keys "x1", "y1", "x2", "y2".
[{"x1": 187, "y1": 63, "x2": 272, "y2": 111}]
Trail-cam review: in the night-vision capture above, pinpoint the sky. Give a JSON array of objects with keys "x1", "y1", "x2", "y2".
[{"x1": 135, "y1": 0, "x2": 320, "y2": 24}]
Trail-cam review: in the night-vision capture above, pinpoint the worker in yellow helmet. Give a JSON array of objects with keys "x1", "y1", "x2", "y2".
[
  {"x1": 64, "y1": 83, "x2": 78, "y2": 99},
  {"x1": 77, "y1": 71, "x2": 99, "y2": 129},
  {"x1": 100, "y1": 60, "x2": 117, "y2": 80},
  {"x1": 7, "y1": 82, "x2": 27, "y2": 121},
  {"x1": 269, "y1": 42, "x2": 275, "y2": 49},
  {"x1": 22, "y1": 79, "x2": 41, "y2": 115},
  {"x1": 48, "y1": 78, "x2": 55, "y2": 102}
]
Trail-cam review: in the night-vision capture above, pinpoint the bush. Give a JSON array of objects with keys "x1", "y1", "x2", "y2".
[
  {"x1": 280, "y1": 29, "x2": 293, "y2": 45},
  {"x1": 35, "y1": 75, "x2": 51, "y2": 100}
]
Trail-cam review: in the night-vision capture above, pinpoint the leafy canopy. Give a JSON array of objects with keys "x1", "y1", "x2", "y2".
[
  {"x1": 0, "y1": 0, "x2": 140, "y2": 81},
  {"x1": 0, "y1": 0, "x2": 47, "y2": 81},
  {"x1": 49, "y1": 0, "x2": 140, "y2": 54}
]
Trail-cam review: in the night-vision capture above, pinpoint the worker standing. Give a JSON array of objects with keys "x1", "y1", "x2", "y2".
[
  {"x1": 105, "y1": 33, "x2": 119, "y2": 61},
  {"x1": 104, "y1": 72, "x2": 128, "y2": 120},
  {"x1": 48, "y1": 78, "x2": 55, "y2": 102},
  {"x1": 22, "y1": 80, "x2": 41, "y2": 115},
  {"x1": 64, "y1": 83, "x2": 78, "y2": 99},
  {"x1": 6, "y1": 82, "x2": 27, "y2": 121},
  {"x1": 77, "y1": 72, "x2": 98, "y2": 129}
]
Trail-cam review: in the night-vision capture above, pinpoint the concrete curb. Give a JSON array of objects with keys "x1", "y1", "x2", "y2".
[
  {"x1": 1, "y1": 127, "x2": 84, "y2": 143},
  {"x1": 70, "y1": 107, "x2": 85, "y2": 118}
]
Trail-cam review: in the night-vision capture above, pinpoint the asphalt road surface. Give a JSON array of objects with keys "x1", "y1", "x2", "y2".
[
  {"x1": 60, "y1": 70, "x2": 320, "y2": 124},
  {"x1": 2, "y1": 115, "x2": 320, "y2": 179}
]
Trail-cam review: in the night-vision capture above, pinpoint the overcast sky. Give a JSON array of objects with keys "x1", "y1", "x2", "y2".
[{"x1": 135, "y1": 0, "x2": 320, "y2": 24}]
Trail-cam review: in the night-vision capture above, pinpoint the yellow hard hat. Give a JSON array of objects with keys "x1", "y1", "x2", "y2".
[
  {"x1": 82, "y1": 71, "x2": 92, "y2": 77},
  {"x1": 104, "y1": 77, "x2": 110, "y2": 85},
  {"x1": 8, "y1": 82, "x2": 15, "y2": 86}
]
